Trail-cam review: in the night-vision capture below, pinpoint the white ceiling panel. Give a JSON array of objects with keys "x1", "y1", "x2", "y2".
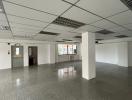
[
  {"x1": 58, "y1": 32, "x2": 80, "y2": 37},
  {"x1": 12, "y1": 31, "x2": 35, "y2": 36},
  {"x1": 123, "y1": 24, "x2": 132, "y2": 30},
  {"x1": 0, "y1": 20, "x2": 8, "y2": 26},
  {"x1": 118, "y1": 30, "x2": 132, "y2": 35},
  {"x1": 46, "y1": 24, "x2": 75, "y2": 32},
  {"x1": 0, "y1": 13, "x2": 8, "y2": 26},
  {"x1": 7, "y1": 15, "x2": 49, "y2": 28},
  {"x1": 62, "y1": 6, "x2": 101, "y2": 24},
  {"x1": 11, "y1": 27, "x2": 40, "y2": 33},
  {"x1": 77, "y1": 0, "x2": 128, "y2": 17},
  {"x1": 91, "y1": 20, "x2": 118, "y2": 29},
  {"x1": 95, "y1": 33, "x2": 117, "y2": 40},
  {"x1": 10, "y1": 23, "x2": 42, "y2": 30},
  {"x1": 64, "y1": 0, "x2": 79, "y2": 4},
  {"x1": 108, "y1": 10, "x2": 132, "y2": 25},
  {"x1": 0, "y1": 13, "x2": 7, "y2": 21},
  {"x1": 109, "y1": 26, "x2": 128, "y2": 33},
  {"x1": 11, "y1": 28, "x2": 39, "y2": 33},
  {"x1": 34, "y1": 34, "x2": 56, "y2": 41},
  {"x1": 3, "y1": 1, "x2": 57, "y2": 23},
  {"x1": 4, "y1": 0, "x2": 71, "y2": 15},
  {"x1": 73, "y1": 25, "x2": 102, "y2": 33},
  {"x1": 0, "y1": 31, "x2": 12, "y2": 39}
]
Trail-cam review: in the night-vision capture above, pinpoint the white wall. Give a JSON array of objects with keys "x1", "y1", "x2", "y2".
[
  {"x1": 96, "y1": 42, "x2": 128, "y2": 67},
  {"x1": 96, "y1": 43, "x2": 118, "y2": 64},
  {"x1": 0, "y1": 39, "x2": 55, "y2": 69},
  {"x1": 128, "y1": 42, "x2": 132, "y2": 66},
  {"x1": 0, "y1": 43, "x2": 11, "y2": 69}
]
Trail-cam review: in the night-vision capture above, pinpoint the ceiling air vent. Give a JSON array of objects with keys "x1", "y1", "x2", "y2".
[
  {"x1": 115, "y1": 35, "x2": 128, "y2": 38},
  {"x1": 95, "y1": 29, "x2": 114, "y2": 35},
  {"x1": 96, "y1": 39, "x2": 104, "y2": 41},
  {"x1": 74, "y1": 36, "x2": 82, "y2": 38},
  {"x1": 56, "y1": 41, "x2": 65, "y2": 42},
  {"x1": 62, "y1": 39, "x2": 72, "y2": 41},
  {"x1": 52, "y1": 17, "x2": 85, "y2": 28},
  {"x1": 39, "y1": 31, "x2": 60, "y2": 36},
  {"x1": 121, "y1": 0, "x2": 132, "y2": 10}
]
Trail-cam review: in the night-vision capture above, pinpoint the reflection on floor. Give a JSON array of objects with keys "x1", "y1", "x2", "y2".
[
  {"x1": 58, "y1": 66, "x2": 76, "y2": 80},
  {"x1": 0, "y1": 61, "x2": 132, "y2": 100}
]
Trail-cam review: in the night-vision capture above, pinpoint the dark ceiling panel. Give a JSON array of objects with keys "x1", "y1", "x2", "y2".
[
  {"x1": 74, "y1": 36, "x2": 82, "y2": 38},
  {"x1": 96, "y1": 39, "x2": 104, "y2": 41},
  {"x1": 115, "y1": 35, "x2": 129, "y2": 38},
  {"x1": 121, "y1": 0, "x2": 132, "y2": 10},
  {"x1": 95, "y1": 29, "x2": 114, "y2": 35},
  {"x1": 39, "y1": 31, "x2": 60, "y2": 36},
  {"x1": 62, "y1": 39, "x2": 72, "y2": 41}
]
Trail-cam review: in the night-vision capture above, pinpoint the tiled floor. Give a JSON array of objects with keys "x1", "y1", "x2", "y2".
[{"x1": 0, "y1": 61, "x2": 132, "y2": 100}]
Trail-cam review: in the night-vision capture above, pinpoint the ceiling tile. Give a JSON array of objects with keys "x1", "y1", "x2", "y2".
[
  {"x1": 109, "y1": 26, "x2": 127, "y2": 33},
  {"x1": 0, "y1": 31, "x2": 12, "y2": 39},
  {"x1": 7, "y1": 15, "x2": 49, "y2": 28},
  {"x1": 3, "y1": 1, "x2": 57, "y2": 23},
  {"x1": 0, "y1": 13, "x2": 8, "y2": 26},
  {"x1": 4, "y1": 0, "x2": 71, "y2": 15},
  {"x1": 118, "y1": 29, "x2": 132, "y2": 35},
  {"x1": 123, "y1": 23, "x2": 132, "y2": 30},
  {"x1": 91, "y1": 20, "x2": 118, "y2": 29},
  {"x1": 45, "y1": 24, "x2": 75, "y2": 31},
  {"x1": 77, "y1": 0, "x2": 128, "y2": 17},
  {"x1": 62, "y1": 6, "x2": 101, "y2": 24},
  {"x1": 73, "y1": 25, "x2": 102, "y2": 33},
  {"x1": 10, "y1": 23, "x2": 42, "y2": 30},
  {"x1": 63, "y1": 0, "x2": 79, "y2": 4},
  {"x1": 95, "y1": 33, "x2": 117, "y2": 40},
  {"x1": 108, "y1": 10, "x2": 132, "y2": 25},
  {"x1": 0, "y1": 13, "x2": 7, "y2": 21},
  {"x1": 34, "y1": 34, "x2": 56, "y2": 41}
]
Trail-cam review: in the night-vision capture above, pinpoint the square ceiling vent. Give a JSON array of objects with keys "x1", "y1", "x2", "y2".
[
  {"x1": 52, "y1": 17, "x2": 85, "y2": 28},
  {"x1": 121, "y1": 0, "x2": 132, "y2": 10},
  {"x1": 95, "y1": 29, "x2": 114, "y2": 35},
  {"x1": 62, "y1": 39, "x2": 72, "y2": 41},
  {"x1": 74, "y1": 36, "x2": 82, "y2": 38}
]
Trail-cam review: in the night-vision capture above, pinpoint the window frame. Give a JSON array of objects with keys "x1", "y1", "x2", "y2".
[{"x1": 58, "y1": 44, "x2": 77, "y2": 55}]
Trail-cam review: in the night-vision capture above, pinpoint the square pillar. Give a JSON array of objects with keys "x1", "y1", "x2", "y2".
[{"x1": 82, "y1": 32, "x2": 96, "y2": 80}]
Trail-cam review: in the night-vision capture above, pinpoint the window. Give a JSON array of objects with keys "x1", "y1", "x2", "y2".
[
  {"x1": 58, "y1": 44, "x2": 77, "y2": 55},
  {"x1": 16, "y1": 48, "x2": 20, "y2": 55},
  {"x1": 58, "y1": 44, "x2": 67, "y2": 55}
]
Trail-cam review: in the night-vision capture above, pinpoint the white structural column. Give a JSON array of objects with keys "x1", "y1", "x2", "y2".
[{"x1": 82, "y1": 32, "x2": 96, "y2": 80}]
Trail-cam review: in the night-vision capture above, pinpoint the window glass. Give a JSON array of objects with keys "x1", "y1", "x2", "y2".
[
  {"x1": 16, "y1": 48, "x2": 20, "y2": 55},
  {"x1": 68, "y1": 44, "x2": 73, "y2": 54},
  {"x1": 58, "y1": 44, "x2": 67, "y2": 55},
  {"x1": 58, "y1": 44, "x2": 77, "y2": 55}
]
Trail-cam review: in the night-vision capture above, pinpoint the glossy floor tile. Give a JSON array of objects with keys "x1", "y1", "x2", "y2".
[{"x1": 0, "y1": 61, "x2": 132, "y2": 100}]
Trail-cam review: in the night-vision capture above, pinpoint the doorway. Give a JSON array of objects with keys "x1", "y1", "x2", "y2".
[
  {"x1": 11, "y1": 46, "x2": 24, "y2": 68},
  {"x1": 28, "y1": 46, "x2": 38, "y2": 66}
]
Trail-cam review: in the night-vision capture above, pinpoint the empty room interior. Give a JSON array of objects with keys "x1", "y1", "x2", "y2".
[{"x1": 0, "y1": 0, "x2": 132, "y2": 100}]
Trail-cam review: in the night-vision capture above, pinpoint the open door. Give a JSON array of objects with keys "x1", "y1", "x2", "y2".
[
  {"x1": 11, "y1": 46, "x2": 24, "y2": 68},
  {"x1": 28, "y1": 46, "x2": 38, "y2": 66}
]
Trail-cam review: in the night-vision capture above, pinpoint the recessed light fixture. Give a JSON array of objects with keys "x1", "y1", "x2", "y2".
[{"x1": 52, "y1": 17, "x2": 85, "y2": 28}]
